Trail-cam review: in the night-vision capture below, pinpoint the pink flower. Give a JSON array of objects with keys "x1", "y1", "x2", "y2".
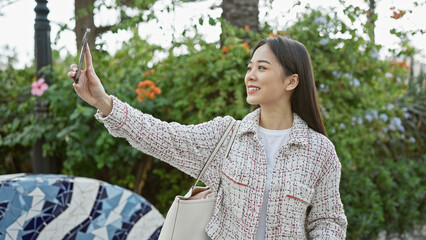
[{"x1": 31, "y1": 78, "x2": 49, "y2": 96}]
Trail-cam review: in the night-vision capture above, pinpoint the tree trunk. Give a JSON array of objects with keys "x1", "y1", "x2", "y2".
[
  {"x1": 367, "y1": 0, "x2": 376, "y2": 43},
  {"x1": 135, "y1": 155, "x2": 153, "y2": 195},
  {"x1": 74, "y1": 0, "x2": 96, "y2": 51},
  {"x1": 221, "y1": 0, "x2": 259, "y2": 32}
]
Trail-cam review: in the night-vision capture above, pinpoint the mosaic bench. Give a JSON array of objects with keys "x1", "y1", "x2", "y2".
[{"x1": 0, "y1": 174, "x2": 164, "y2": 240}]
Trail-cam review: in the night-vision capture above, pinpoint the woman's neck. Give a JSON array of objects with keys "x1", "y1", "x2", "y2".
[{"x1": 259, "y1": 105, "x2": 293, "y2": 130}]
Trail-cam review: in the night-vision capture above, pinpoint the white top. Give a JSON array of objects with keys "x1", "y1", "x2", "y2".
[{"x1": 255, "y1": 126, "x2": 291, "y2": 240}]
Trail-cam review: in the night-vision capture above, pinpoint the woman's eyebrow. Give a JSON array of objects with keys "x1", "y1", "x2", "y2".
[{"x1": 248, "y1": 60, "x2": 272, "y2": 65}]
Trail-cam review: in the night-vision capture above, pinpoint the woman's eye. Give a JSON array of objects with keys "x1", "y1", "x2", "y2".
[
  {"x1": 247, "y1": 66, "x2": 252, "y2": 71},
  {"x1": 258, "y1": 66, "x2": 266, "y2": 70}
]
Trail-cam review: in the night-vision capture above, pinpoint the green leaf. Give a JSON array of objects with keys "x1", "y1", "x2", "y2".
[{"x1": 208, "y1": 16, "x2": 216, "y2": 26}]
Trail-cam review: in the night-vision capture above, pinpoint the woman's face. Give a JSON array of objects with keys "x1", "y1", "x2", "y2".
[{"x1": 245, "y1": 44, "x2": 290, "y2": 107}]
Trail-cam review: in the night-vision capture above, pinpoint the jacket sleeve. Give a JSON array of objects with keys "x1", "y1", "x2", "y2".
[
  {"x1": 306, "y1": 150, "x2": 348, "y2": 239},
  {"x1": 94, "y1": 96, "x2": 234, "y2": 189}
]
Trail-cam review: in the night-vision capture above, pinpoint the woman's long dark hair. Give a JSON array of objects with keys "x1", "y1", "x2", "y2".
[{"x1": 252, "y1": 36, "x2": 327, "y2": 136}]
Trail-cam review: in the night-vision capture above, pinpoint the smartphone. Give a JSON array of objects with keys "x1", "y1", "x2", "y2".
[{"x1": 75, "y1": 28, "x2": 91, "y2": 83}]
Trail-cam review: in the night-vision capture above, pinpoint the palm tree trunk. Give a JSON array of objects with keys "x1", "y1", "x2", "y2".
[
  {"x1": 74, "y1": 0, "x2": 96, "y2": 50},
  {"x1": 221, "y1": 0, "x2": 259, "y2": 32}
]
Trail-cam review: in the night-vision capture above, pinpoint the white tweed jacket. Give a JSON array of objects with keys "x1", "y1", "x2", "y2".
[{"x1": 95, "y1": 96, "x2": 347, "y2": 239}]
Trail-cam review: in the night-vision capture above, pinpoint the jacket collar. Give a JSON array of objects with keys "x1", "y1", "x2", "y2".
[{"x1": 238, "y1": 108, "x2": 311, "y2": 146}]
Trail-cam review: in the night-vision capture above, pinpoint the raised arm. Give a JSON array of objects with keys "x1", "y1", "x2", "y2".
[
  {"x1": 95, "y1": 97, "x2": 234, "y2": 189},
  {"x1": 67, "y1": 44, "x2": 113, "y2": 116},
  {"x1": 67, "y1": 46, "x2": 234, "y2": 190}
]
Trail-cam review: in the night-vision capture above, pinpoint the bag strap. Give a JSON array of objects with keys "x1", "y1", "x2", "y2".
[{"x1": 191, "y1": 120, "x2": 241, "y2": 189}]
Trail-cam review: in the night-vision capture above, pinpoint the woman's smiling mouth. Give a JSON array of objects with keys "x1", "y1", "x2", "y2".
[{"x1": 247, "y1": 86, "x2": 260, "y2": 94}]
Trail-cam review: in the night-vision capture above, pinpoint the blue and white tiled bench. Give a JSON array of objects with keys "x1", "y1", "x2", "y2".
[{"x1": 0, "y1": 174, "x2": 164, "y2": 240}]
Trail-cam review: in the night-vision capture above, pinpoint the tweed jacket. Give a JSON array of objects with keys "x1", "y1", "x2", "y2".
[{"x1": 95, "y1": 96, "x2": 348, "y2": 239}]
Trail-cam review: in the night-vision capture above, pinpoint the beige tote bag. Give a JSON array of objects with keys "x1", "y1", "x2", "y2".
[{"x1": 158, "y1": 120, "x2": 240, "y2": 240}]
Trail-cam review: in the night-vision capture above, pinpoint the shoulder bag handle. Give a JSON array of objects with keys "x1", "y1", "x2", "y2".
[{"x1": 191, "y1": 120, "x2": 241, "y2": 189}]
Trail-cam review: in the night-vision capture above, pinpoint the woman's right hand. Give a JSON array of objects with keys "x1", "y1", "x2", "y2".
[{"x1": 67, "y1": 44, "x2": 112, "y2": 116}]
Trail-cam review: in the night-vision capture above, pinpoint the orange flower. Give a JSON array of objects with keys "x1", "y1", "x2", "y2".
[
  {"x1": 392, "y1": 11, "x2": 401, "y2": 19},
  {"x1": 144, "y1": 80, "x2": 155, "y2": 86},
  {"x1": 151, "y1": 69, "x2": 156, "y2": 74},
  {"x1": 138, "y1": 81, "x2": 146, "y2": 88},
  {"x1": 143, "y1": 71, "x2": 150, "y2": 77},
  {"x1": 151, "y1": 86, "x2": 161, "y2": 94},
  {"x1": 392, "y1": 59, "x2": 410, "y2": 70},
  {"x1": 277, "y1": 30, "x2": 286, "y2": 36},
  {"x1": 137, "y1": 95, "x2": 145, "y2": 102},
  {"x1": 244, "y1": 25, "x2": 250, "y2": 30},
  {"x1": 269, "y1": 32, "x2": 278, "y2": 37},
  {"x1": 136, "y1": 80, "x2": 161, "y2": 102},
  {"x1": 222, "y1": 46, "x2": 230, "y2": 53},
  {"x1": 391, "y1": 10, "x2": 406, "y2": 19},
  {"x1": 397, "y1": 61, "x2": 410, "y2": 70},
  {"x1": 241, "y1": 42, "x2": 250, "y2": 53},
  {"x1": 138, "y1": 80, "x2": 154, "y2": 88}
]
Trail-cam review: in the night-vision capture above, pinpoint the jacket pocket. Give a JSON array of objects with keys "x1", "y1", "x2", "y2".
[
  {"x1": 220, "y1": 159, "x2": 249, "y2": 219},
  {"x1": 285, "y1": 182, "x2": 314, "y2": 205},
  {"x1": 280, "y1": 182, "x2": 314, "y2": 237}
]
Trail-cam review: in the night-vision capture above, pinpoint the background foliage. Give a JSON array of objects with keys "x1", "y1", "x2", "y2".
[{"x1": 1, "y1": 1, "x2": 425, "y2": 239}]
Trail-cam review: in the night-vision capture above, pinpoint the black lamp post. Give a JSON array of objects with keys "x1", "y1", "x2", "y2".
[
  {"x1": 33, "y1": 0, "x2": 55, "y2": 173},
  {"x1": 34, "y1": 0, "x2": 52, "y2": 78}
]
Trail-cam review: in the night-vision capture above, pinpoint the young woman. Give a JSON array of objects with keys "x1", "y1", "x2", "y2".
[{"x1": 67, "y1": 36, "x2": 347, "y2": 239}]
